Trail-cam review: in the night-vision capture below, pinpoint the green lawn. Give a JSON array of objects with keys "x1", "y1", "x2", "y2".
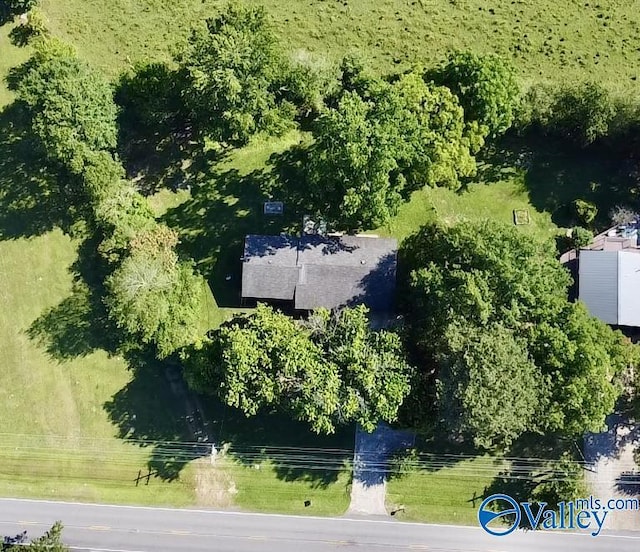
[
  {"x1": 386, "y1": 456, "x2": 504, "y2": 525},
  {"x1": 224, "y1": 459, "x2": 351, "y2": 516},
  {"x1": 380, "y1": 175, "x2": 559, "y2": 243},
  {"x1": 34, "y1": 0, "x2": 640, "y2": 92},
  {"x1": 0, "y1": 23, "x2": 30, "y2": 107},
  {"x1": 0, "y1": 231, "x2": 198, "y2": 505}
]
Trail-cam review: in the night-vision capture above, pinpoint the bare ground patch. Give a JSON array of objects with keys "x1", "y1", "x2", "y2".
[{"x1": 193, "y1": 455, "x2": 238, "y2": 508}]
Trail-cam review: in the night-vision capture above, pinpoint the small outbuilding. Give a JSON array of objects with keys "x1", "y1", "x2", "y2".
[{"x1": 577, "y1": 221, "x2": 640, "y2": 327}]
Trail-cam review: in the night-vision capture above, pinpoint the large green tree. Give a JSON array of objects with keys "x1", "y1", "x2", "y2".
[
  {"x1": 10, "y1": 39, "x2": 118, "y2": 173},
  {"x1": 105, "y1": 226, "x2": 202, "y2": 358},
  {"x1": 431, "y1": 51, "x2": 520, "y2": 137},
  {"x1": 307, "y1": 71, "x2": 480, "y2": 230},
  {"x1": 437, "y1": 323, "x2": 545, "y2": 449},
  {"x1": 185, "y1": 304, "x2": 413, "y2": 434},
  {"x1": 403, "y1": 219, "x2": 636, "y2": 445},
  {"x1": 177, "y1": 3, "x2": 294, "y2": 146}
]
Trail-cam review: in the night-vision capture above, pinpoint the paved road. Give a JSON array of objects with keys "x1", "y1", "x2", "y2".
[{"x1": 0, "y1": 498, "x2": 639, "y2": 552}]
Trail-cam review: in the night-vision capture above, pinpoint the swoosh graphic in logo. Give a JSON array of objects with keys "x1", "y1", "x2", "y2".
[{"x1": 478, "y1": 493, "x2": 521, "y2": 536}]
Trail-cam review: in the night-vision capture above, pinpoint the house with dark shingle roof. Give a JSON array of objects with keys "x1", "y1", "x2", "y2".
[{"x1": 241, "y1": 234, "x2": 397, "y2": 312}]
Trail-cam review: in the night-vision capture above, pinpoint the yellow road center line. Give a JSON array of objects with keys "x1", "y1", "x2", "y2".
[
  {"x1": 17, "y1": 521, "x2": 39, "y2": 525},
  {"x1": 89, "y1": 526, "x2": 110, "y2": 531},
  {"x1": 169, "y1": 530, "x2": 191, "y2": 535}
]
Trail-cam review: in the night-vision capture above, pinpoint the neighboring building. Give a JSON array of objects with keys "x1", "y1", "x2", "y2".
[
  {"x1": 241, "y1": 234, "x2": 398, "y2": 312},
  {"x1": 577, "y1": 221, "x2": 640, "y2": 327}
]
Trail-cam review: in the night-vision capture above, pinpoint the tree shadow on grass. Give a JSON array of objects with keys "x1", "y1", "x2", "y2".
[
  {"x1": 480, "y1": 131, "x2": 639, "y2": 230},
  {"x1": 23, "y1": 236, "x2": 206, "y2": 481},
  {"x1": 26, "y1": 236, "x2": 121, "y2": 360},
  {"x1": 485, "y1": 432, "x2": 587, "y2": 527},
  {"x1": 0, "y1": 103, "x2": 71, "y2": 239},
  {"x1": 615, "y1": 472, "x2": 640, "y2": 496},
  {"x1": 103, "y1": 351, "x2": 210, "y2": 482},
  {"x1": 200, "y1": 397, "x2": 354, "y2": 489},
  {"x1": 162, "y1": 149, "x2": 307, "y2": 308}
]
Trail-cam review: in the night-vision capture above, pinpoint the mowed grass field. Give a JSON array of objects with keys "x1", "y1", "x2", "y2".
[
  {"x1": 34, "y1": 0, "x2": 640, "y2": 92},
  {"x1": 0, "y1": 231, "x2": 198, "y2": 505},
  {"x1": 386, "y1": 456, "x2": 503, "y2": 524}
]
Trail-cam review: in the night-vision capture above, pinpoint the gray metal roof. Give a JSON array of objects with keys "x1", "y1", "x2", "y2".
[
  {"x1": 241, "y1": 234, "x2": 397, "y2": 312},
  {"x1": 579, "y1": 249, "x2": 640, "y2": 327}
]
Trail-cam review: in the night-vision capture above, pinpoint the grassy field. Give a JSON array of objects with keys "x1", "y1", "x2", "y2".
[
  {"x1": 33, "y1": 0, "x2": 640, "y2": 93},
  {"x1": 0, "y1": 24, "x2": 30, "y2": 107},
  {"x1": 380, "y1": 176, "x2": 558, "y2": 242},
  {"x1": 0, "y1": 231, "x2": 199, "y2": 505},
  {"x1": 386, "y1": 456, "x2": 504, "y2": 524},
  {"x1": 223, "y1": 458, "x2": 351, "y2": 516}
]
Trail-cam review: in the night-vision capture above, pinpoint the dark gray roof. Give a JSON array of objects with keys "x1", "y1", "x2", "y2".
[
  {"x1": 241, "y1": 234, "x2": 397, "y2": 312},
  {"x1": 241, "y1": 235, "x2": 299, "y2": 301}
]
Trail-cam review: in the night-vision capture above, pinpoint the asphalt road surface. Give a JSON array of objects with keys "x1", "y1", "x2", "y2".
[{"x1": 1, "y1": 498, "x2": 639, "y2": 552}]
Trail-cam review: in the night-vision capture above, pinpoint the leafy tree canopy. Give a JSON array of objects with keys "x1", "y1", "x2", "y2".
[
  {"x1": 177, "y1": 2, "x2": 295, "y2": 146},
  {"x1": 10, "y1": 39, "x2": 118, "y2": 173},
  {"x1": 431, "y1": 51, "x2": 520, "y2": 137},
  {"x1": 307, "y1": 71, "x2": 480, "y2": 230},
  {"x1": 437, "y1": 323, "x2": 546, "y2": 449},
  {"x1": 403, "y1": 219, "x2": 636, "y2": 445},
  {"x1": 520, "y1": 81, "x2": 617, "y2": 147},
  {"x1": 105, "y1": 226, "x2": 202, "y2": 358},
  {"x1": 185, "y1": 304, "x2": 413, "y2": 434}
]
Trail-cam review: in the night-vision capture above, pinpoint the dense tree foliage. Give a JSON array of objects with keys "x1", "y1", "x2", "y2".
[
  {"x1": 177, "y1": 3, "x2": 295, "y2": 146},
  {"x1": 403, "y1": 220, "x2": 636, "y2": 447},
  {"x1": 280, "y1": 49, "x2": 339, "y2": 117},
  {"x1": 12, "y1": 40, "x2": 204, "y2": 359},
  {"x1": 105, "y1": 226, "x2": 202, "y2": 358},
  {"x1": 549, "y1": 82, "x2": 615, "y2": 146},
  {"x1": 185, "y1": 304, "x2": 413, "y2": 434},
  {"x1": 307, "y1": 71, "x2": 480, "y2": 230},
  {"x1": 437, "y1": 324, "x2": 544, "y2": 449},
  {"x1": 520, "y1": 81, "x2": 617, "y2": 147},
  {"x1": 116, "y1": 61, "x2": 185, "y2": 133},
  {"x1": 431, "y1": 52, "x2": 520, "y2": 137},
  {"x1": 10, "y1": 40, "x2": 118, "y2": 173}
]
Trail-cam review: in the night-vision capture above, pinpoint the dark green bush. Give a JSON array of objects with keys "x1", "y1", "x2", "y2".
[
  {"x1": 571, "y1": 226, "x2": 594, "y2": 248},
  {"x1": 573, "y1": 199, "x2": 598, "y2": 225}
]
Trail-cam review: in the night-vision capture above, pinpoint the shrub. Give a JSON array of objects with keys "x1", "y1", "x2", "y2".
[
  {"x1": 571, "y1": 226, "x2": 594, "y2": 248},
  {"x1": 573, "y1": 199, "x2": 598, "y2": 225}
]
